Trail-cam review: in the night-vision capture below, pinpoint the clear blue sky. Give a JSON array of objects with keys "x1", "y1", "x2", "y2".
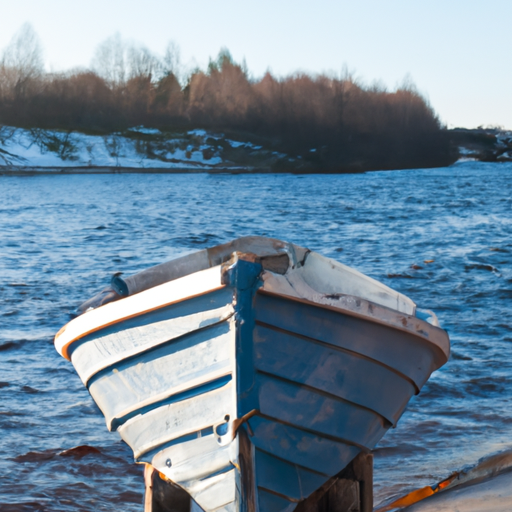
[{"x1": 0, "y1": 0, "x2": 510, "y2": 129}]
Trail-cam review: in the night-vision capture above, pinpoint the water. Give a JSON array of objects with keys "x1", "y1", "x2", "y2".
[{"x1": 1, "y1": 161, "x2": 511, "y2": 510}]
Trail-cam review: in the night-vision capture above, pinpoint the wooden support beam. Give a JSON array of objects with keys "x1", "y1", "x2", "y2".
[
  {"x1": 144, "y1": 451, "x2": 373, "y2": 512},
  {"x1": 144, "y1": 465, "x2": 191, "y2": 512},
  {"x1": 295, "y1": 452, "x2": 373, "y2": 512}
]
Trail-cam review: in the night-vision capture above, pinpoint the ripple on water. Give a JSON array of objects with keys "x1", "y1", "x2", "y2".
[{"x1": 0, "y1": 162, "x2": 511, "y2": 509}]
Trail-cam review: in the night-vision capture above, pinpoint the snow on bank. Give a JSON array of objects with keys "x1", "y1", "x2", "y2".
[{"x1": 0, "y1": 126, "x2": 227, "y2": 169}]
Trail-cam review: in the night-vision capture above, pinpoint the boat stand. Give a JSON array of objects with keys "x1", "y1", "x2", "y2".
[
  {"x1": 144, "y1": 452, "x2": 373, "y2": 512},
  {"x1": 296, "y1": 452, "x2": 373, "y2": 512}
]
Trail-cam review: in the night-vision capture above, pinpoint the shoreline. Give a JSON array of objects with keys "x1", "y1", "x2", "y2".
[
  {"x1": 0, "y1": 165, "x2": 372, "y2": 175},
  {"x1": 0, "y1": 165, "x2": 273, "y2": 175},
  {"x1": 1, "y1": 160, "x2": 511, "y2": 177}
]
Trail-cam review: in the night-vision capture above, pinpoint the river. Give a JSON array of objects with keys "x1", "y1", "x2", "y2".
[{"x1": 1, "y1": 161, "x2": 511, "y2": 511}]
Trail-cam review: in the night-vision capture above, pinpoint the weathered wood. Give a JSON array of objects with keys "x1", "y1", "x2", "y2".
[
  {"x1": 253, "y1": 292, "x2": 446, "y2": 389},
  {"x1": 255, "y1": 371, "x2": 389, "y2": 444},
  {"x1": 146, "y1": 433, "x2": 236, "y2": 483},
  {"x1": 351, "y1": 453, "x2": 373, "y2": 512},
  {"x1": 89, "y1": 320, "x2": 235, "y2": 430},
  {"x1": 116, "y1": 236, "x2": 303, "y2": 297},
  {"x1": 248, "y1": 416, "x2": 360, "y2": 476},
  {"x1": 72, "y1": 288, "x2": 234, "y2": 385},
  {"x1": 187, "y1": 469, "x2": 238, "y2": 511},
  {"x1": 54, "y1": 236, "x2": 448, "y2": 512},
  {"x1": 298, "y1": 251, "x2": 414, "y2": 315},
  {"x1": 238, "y1": 428, "x2": 256, "y2": 512},
  {"x1": 119, "y1": 381, "x2": 236, "y2": 459},
  {"x1": 254, "y1": 324, "x2": 415, "y2": 424},
  {"x1": 295, "y1": 452, "x2": 373, "y2": 512},
  {"x1": 145, "y1": 465, "x2": 191, "y2": 512},
  {"x1": 255, "y1": 448, "x2": 327, "y2": 501},
  {"x1": 56, "y1": 265, "x2": 225, "y2": 359}
]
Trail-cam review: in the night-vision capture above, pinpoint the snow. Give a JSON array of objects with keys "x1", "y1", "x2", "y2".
[
  {"x1": 0, "y1": 126, "x2": 226, "y2": 169},
  {"x1": 187, "y1": 129, "x2": 208, "y2": 137},
  {"x1": 226, "y1": 139, "x2": 262, "y2": 150},
  {"x1": 458, "y1": 147, "x2": 478, "y2": 156},
  {"x1": 0, "y1": 126, "x2": 275, "y2": 170},
  {"x1": 127, "y1": 126, "x2": 161, "y2": 135},
  {"x1": 226, "y1": 139, "x2": 246, "y2": 148},
  {"x1": 188, "y1": 130, "x2": 225, "y2": 141}
]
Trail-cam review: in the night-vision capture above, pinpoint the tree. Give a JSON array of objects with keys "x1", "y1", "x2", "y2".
[
  {"x1": 0, "y1": 23, "x2": 44, "y2": 99},
  {"x1": 92, "y1": 33, "x2": 128, "y2": 87},
  {"x1": 162, "y1": 40, "x2": 182, "y2": 82},
  {"x1": 127, "y1": 44, "x2": 161, "y2": 81}
]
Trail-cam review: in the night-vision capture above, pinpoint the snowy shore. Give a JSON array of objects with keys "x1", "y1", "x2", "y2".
[
  {"x1": 0, "y1": 125, "x2": 291, "y2": 173},
  {"x1": 1, "y1": 125, "x2": 511, "y2": 174}
]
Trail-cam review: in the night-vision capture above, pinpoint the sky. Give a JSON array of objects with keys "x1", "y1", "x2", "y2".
[{"x1": 0, "y1": 0, "x2": 510, "y2": 129}]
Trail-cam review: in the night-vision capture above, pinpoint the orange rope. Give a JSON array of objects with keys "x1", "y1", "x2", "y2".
[{"x1": 374, "y1": 473, "x2": 458, "y2": 511}]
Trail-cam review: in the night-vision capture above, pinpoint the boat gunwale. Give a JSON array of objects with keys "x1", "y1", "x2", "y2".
[
  {"x1": 56, "y1": 271, "x2": 448, "y2": 367},
  {"x1": 255, "y1": 288, "x2": 450, "y2": 363},
  {"x1": 54, "y1": 264, "x2": 227, "y2": 360}
]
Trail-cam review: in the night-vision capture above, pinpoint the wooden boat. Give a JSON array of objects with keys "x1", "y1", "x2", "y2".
[{"x1": 54, "y1": 236, "x2": 450, "y2": 512}]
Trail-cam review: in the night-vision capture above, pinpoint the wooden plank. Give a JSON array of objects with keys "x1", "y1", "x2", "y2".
[
  {"x1": 247, "y1": 415, "x2": 361, "y2": 476},
  {"x1": 352, "y1": 452, "x2": 373, "y2": 512},
  {"x1": 295, "y1": 452, "x2": 374, "y2": 512},
  {"x1": 254, "y1": 325, "x2": 414, "y2": 425},
  {"x1": 257, "y1": 489, "x2": 297, "y2": 512},
  {"x1": 55, "y1": 265, "x2": 225, "y2": 359},
  {"x1": 255, "y1": 373, "x2": 388, "y2": 449},
  {"x1": 120, "y1": 235, "x2": 300, "y2": 297},
  {"x1": 212, "y1": 502, "x2": 237, "y2": 512},
  {"x1": 71, "y1": 288, "x2": 234, "y2": 384},
  {"x1": 298, "y1": 252, "x2": 415, "y2": 315},
  {"x1": 89, "y1": 320, "x2": 235, "y2": 429},
  {"x1": 120, "y1": 248, "x2": 210, "y2": 296},
  {"x1": 118, "y1": 382, "x2": 235, "y2": 459},
  {"x1": 255, "y1": 449, "x2": 327, "y2": 501},
  {"x1": 147, "y1": 433, "x2": 238, "y2": 484},
  {"x1": 253, "y1": 292, "x2": 438, "y2": 388},
  {"x1": 145, "y1": 468, "x2": 192, "y2": 512},
  {"x1": 187, "y1": 469, "x2": 237, "y2": 512},
  {"x1": 238, "y1": 428, "x2": 257, "y2": 512},
  {"x1": 260, "y1": 273, "x2": 448, "y2": 357}
]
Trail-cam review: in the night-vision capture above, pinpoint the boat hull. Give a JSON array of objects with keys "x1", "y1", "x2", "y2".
[{"x1": 54, "y1": 238, "x2": 449, "y2": 512}]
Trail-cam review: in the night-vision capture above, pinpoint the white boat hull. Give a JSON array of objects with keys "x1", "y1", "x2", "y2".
[{"x1": 55, "y1": 237, "x2": 449, "y2": 512}]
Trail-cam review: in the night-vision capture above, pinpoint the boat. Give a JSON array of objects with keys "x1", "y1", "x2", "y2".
[{"x1": 54, "y1": 236, "x2": 450, "y2": 512}]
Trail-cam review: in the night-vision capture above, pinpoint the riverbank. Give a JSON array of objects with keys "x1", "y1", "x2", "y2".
[
  {"x1": 0, "y1": 166, "x2": 277, "y2": 175},
  {"x1": 1, "y1": 124, "x2": 510, "y2": 174},
  {"x1": 0, "y1": 124, "x2": 459, "y2": 174},
  {"x1": 451, "y1": 128, "x2": 512, "y2": 163}
]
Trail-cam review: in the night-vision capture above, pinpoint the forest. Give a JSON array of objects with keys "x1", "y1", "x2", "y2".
[{"x1": 0, "y1": 25, "x2": 456, "y2": 172}]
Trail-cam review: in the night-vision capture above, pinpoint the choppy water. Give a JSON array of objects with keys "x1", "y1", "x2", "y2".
[{"x1": 1, "y1": 161, "x2": 512, "y2": 511}]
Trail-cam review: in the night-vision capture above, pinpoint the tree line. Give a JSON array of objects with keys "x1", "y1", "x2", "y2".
[{"x1": 0, "y1": 24, "x2": 455, "y2": 171}]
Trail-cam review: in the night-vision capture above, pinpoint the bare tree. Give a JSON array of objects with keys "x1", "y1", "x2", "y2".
[
  {"x1": 0, "y1": 23, "x2": 44, "y2": 98},
  {"x1": 127, "y1": 44, "x2": 161, "y2": 81},
  {"x1": 92, "y1": 33, "x2": 128, "y2": 87},
  {"x1": 162, "y1": 40, "x2": 182, "y2": 81}
]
